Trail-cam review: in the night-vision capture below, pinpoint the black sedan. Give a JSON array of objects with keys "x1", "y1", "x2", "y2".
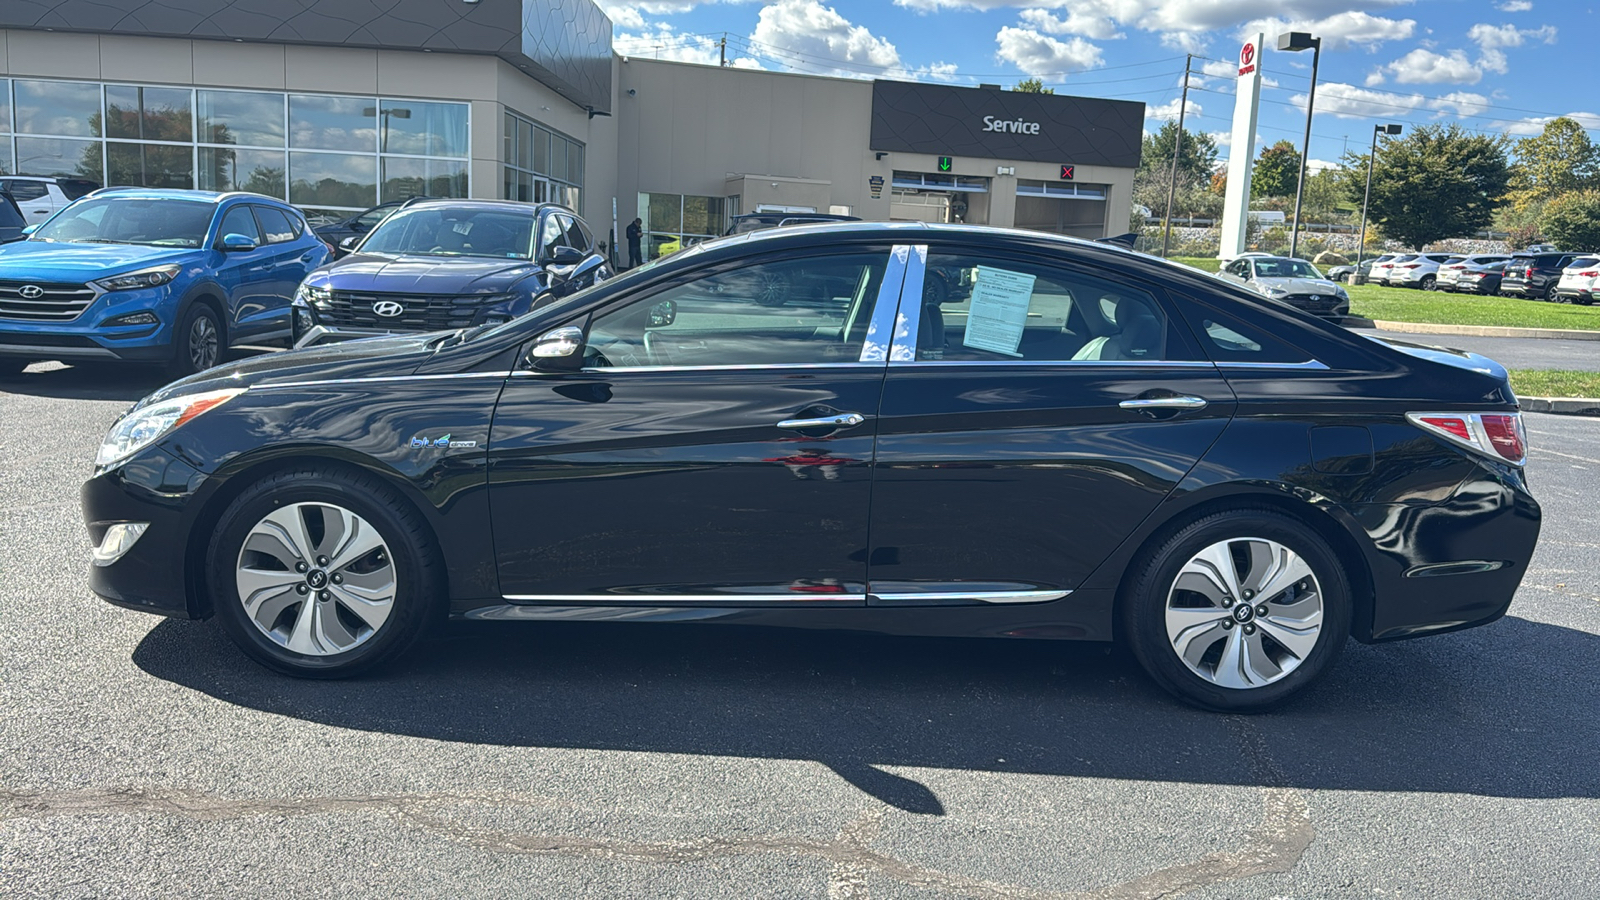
[{"x1": 82, "y1": 223, "x2": 1541, "y2": 710}]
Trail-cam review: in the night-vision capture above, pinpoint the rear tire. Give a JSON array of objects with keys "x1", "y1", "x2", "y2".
[
  {"x1": 1122, "y1": 509, "x2": 1351, "y2": 712},
  {"x1": 1544, "y1": 283, "x2": 1559, "y2": 302},
  {"x1": 1420, "y1": 275, "x2": 1436, "y2": 291},
  {"x1": 207, "y1": 465, "x2": 444, "y2": 678}
]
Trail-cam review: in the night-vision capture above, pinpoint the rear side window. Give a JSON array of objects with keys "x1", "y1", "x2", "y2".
[
  {"x1": 1570, "y1": 258, "x2": 1600, "y2": 269},
  {"x1": 57, "y1": 179, "x2": 98, "y2": 200},
  {"x1": 3, "y1": 181, "x2": 47, "y2": 202},
  {"x1": 0, "y1": 197, "x2": 23, "y2": 228},
  {"x1": 1179, "y1": 299, "x2": 1313, "y2": 365},
  {"x1": 251, "y1": 206, "x2": 296, "y2": 244}
]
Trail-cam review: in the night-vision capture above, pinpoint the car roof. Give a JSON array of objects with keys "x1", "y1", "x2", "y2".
[
  {"x1": 399, "y1": 199, "x2": 568, "y2": 215},
  {"x1": 82, "y1": 187, "x2": 298, "y2": 206}
]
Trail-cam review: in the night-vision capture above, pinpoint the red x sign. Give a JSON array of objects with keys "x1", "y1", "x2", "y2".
[{"x1": 1059, "y1": 165, "x2": 1074, "y2": 181}]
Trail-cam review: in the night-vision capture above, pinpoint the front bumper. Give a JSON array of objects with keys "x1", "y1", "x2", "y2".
[
  {"x1": 83, "y1": 448, "x2": 209, "y2": 618},
  {"x1": 0, "y1": 283, "x2": 178, "y2": 362}
]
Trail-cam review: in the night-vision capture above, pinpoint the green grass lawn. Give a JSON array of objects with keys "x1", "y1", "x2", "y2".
[
  {"x1": 1169, "y1": 256, "x2": 1221, "y2": 273},
  {"x1": 1346, "y1": 284, "x2": 1600, "y2": 331},
  {"x1": 1508, "y1": 370, "x2": 1600, "y2": 398}
]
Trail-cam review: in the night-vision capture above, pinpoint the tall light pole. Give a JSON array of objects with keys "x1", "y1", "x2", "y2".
[
  {"x1": 1160, "y1": 54, "x2": 1193, "y2": 259},
  {"x1": 1357, "y1": 124, "x2": 1402, "y2": 279},
  {"x1": 1278, "y1": 31, "x2": 1321, "y2": 260}
]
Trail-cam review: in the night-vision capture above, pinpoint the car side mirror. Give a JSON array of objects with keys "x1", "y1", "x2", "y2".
[
  {"x1": 339, "y1": 236, "x2": 360, "y2": 251},
  {"x1": 20, "y1": 224, "x2": 38, "y2": 236},
  {"x1": 545, "y1": 245, "x2": 586, "y2": 267},
  {"x1": 648, "y1": 299, "x2": 676, "y2": 327},
  {"x1": 528, "y1": 325, "x2": 585, "y2": 370},
  {"x1": 220, "y1": 233, "x2": 258, "y2": 251}
]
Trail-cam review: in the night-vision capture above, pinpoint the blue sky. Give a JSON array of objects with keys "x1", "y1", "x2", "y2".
[{"x1": 601, "y1": 0, "x2": 1596, "y2": 171}]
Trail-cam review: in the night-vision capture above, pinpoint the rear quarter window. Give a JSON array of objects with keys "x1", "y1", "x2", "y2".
[{"x1": 1178, "y1": 298, "x2": 1314, "y2": 365}]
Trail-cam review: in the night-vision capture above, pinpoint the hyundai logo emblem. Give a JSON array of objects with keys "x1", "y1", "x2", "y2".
[
  {"x1": 18, "y1": 284, "x2": 44, "y2": 299},
  {"x1": 372, "y1": 300, "x2": 405, "y2": 318}
]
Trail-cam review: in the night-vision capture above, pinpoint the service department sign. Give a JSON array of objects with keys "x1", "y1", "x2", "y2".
[{"x1": 870, "y1": 80, "x2": 1143, "y2": 168}]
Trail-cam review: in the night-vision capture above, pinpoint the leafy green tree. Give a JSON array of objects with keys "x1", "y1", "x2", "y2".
[
  {"x1": 1540, "y1": 190, "x2": 1600, "y2": 252},
  {"x1": 1513, "y1": 117, "x2": 1600, "y2": 202},
  {"x1": 1132, "y1": 122, "x2": 1220, "y2": 222},
  {"x1": 1299, "y1": 167, "x2": 1350, "y2": 220},
  {"x1": 1012, "y1": 78, "x2": 1054, "y2": 94},
  {"x1": 1252, "y1": 140, "x2": 1301, "y2": 198},
  {"x1": 1342, "y1": 123, "x2": 1512, "y2": 250}
]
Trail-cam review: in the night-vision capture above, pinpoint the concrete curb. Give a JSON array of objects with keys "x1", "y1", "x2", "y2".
[
  {"x1": 1519, "y1": 396, "x2": 1600, "y2": 417},
  {"x1": 1363, "y1": 320, "x2": 1600, "y2": 341}
]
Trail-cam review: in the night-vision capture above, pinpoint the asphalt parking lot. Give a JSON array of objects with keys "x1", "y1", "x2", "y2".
[{"x1": 2, "y1": 362, "x2": 1597, "y2": 899}]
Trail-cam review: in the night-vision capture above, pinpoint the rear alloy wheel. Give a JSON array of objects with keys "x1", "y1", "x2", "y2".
[
  {"x1": 171, "y1": 304, "x2": 222, "y2": 376},
  {"x1": 1420, "y1": 274, "x2": 1436, "y2": 291},
  {"x1": 209, "y1": 466, "x2": 442, "y2": 677},
  {"x1": 1545, "y1": 283, "x2": 1559, "y2": 302},
  {"x1": 1123, "y1": 509, "x2": 1351, "y2": 711}
]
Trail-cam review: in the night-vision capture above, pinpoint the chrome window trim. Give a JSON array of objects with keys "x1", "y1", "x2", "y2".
[
  {"x1": 869, "y1": 589, "x2": 1070, "y2": 604},
  {"x1": 504, "y1": 592, "x2": 868, "y2": 604},
  {"x1": 511, "y1": 362, "x2": 886, "y2": 376},
  {"x1": 1215, "y1": 359, "x2": 1329, "y2": 370},
  {"x1": 885, "y1": 358, "x2": 1220, "y2": 369},
  {"x1": 257, "y1": 371, "x2": 512, "y2": 390},
  {"x1": 859, "y1": 244, "x2": 912, "y2": 363},
  {"x1": 887, "y1": 244, "x2": 928, "y2": 363}
]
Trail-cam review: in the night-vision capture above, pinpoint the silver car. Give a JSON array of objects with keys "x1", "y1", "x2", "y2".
[{"x1": 1217, "y1": 255, "x2": 1351, "y2": 318}]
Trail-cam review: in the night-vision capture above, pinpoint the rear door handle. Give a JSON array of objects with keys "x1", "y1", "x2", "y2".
[
  {"x1": 1119, "y1": 396, "x2": 1208, "y2": 411},
  {"x1": 777, "y1": 413, "x2": 866, "y2": 430}
]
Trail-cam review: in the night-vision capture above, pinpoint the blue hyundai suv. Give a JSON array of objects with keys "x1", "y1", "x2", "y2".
[
  {"x1": 0, "y1": 189, "x2": 327, "y2": 376},
  {"x1": 292, "y1": 200, "x2": 610, "y2": 346}
]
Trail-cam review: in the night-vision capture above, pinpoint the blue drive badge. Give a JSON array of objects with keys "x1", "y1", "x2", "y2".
[{"x1": 410, "y1": 433, "x2": 479, "y2": 449}]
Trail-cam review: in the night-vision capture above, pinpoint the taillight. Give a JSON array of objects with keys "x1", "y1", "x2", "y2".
[
  {"x1": 1580, "y1": 270, "x2": 1599, "y2": 277},
  {"x1": 1401, "y1": 264, "x2": 1421, "y2": 269},
  {"x1": 1407, "y1": 412, "x2": 1528, "y2": 466},
  {"x1": 1525, "y1": 267, "x2": 1534, "y2": 278}
]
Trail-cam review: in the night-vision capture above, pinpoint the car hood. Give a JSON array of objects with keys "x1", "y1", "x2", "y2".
[
  {"x1": 1255, "y1": 276, "x2": 1342, "y2": 295},
  {"x1": 145, "y1": 332, "x2": 449, "y2": 405},
  {"x1": 0, "y1": 240, "x2": 199, "y2": 278},
  {"x1": 308, "y1": 252, "x2": 539, "y2": 294}
]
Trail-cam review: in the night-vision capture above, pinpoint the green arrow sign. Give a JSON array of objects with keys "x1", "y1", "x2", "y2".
[{"x1": 938, "y1": 156, "x2": 953, "y2": 172}]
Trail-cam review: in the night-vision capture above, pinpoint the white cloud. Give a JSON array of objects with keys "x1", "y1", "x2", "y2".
[
  {"x1": 1145, "y1": 97, "x2": 1201, "y2": 122},
  {"x1": 916, "y1": 61, "x2": 962, "y2": 81},
  {"x1": 1209, "y1": 130, "x2": 1232, "y2": 149},
  {"x1": 1367, "y1": 48, "x2": 1483, "y2": 86},
  {"x1": 1243, "y1": 11, "x2": 1416, "y2": 52},
  {"x1": 603, "y1": 5, "x2": 648, "y2": 29},
  {"x1": 1496, "y1": 0, "x2": 1532, "y2": 10},
  {"x1": 1201, "y1": 59, "x2": 1237, "y2": 78},
  {"x1": 994, "y1": 26, "x2": 1105, "y2": 75},
  {"x1": 1430, "y1": 91, "x2": 1492, "y2": 118},
  {"x1": 614, "y1": 25, "x2": 763, "y2": 68},
  {"x1": 749, "y1": 0, "x2": 903, "y2": 74},
  {"x1": 1306, "y1": 158, "x2": 1340, "y2": 173},
  {"x1": 1160, "y1": 31, "x2": 1208, "y2": 53},
  {"x1": 1493, "y1": 111, "x2": 1600, "y2": 136},
  {"x1": 1468, "y1": 22, "x2": 1557, "y2": 50},
  {"x1": 1017, "y1": 6, "x2": 1124, "y2": 40},
  {"x1": 1293, "y1": 82, "x2": 1425, "y2": 119}
]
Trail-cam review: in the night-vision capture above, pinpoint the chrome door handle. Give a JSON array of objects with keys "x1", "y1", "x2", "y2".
[
  {"x1": 1119, "y1": 396, "x2": 1208, "y2": 411},
  {"x1": 777, "y1": 413, "x2": 866, "y2": 430}
]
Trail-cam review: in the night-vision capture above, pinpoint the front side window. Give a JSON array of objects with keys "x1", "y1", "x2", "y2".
[
  {"x1": 359, "y1": 207, "x2": 535, "y2": 259},
  {"x1": 217, "y1": 205, "x2": 261, "y2": 243},
  {"x1": 31, "y1": 197, "x2": 213, "y2": 247},
  {"x1": 915, "y1": 252, "x2": 1172, "y2": 363},
  {"x1": 584, "y1": 252, "x2": 889, "y2": 368}
]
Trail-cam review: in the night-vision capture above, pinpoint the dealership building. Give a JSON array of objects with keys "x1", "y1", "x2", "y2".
[{"x1": 0, "y1": 1, "x2": 1143, "y2": 258}]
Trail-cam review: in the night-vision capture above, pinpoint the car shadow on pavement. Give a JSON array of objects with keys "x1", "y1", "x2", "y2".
[
  {"x1": 132, "y1": 614, "x2": 1600, "y2": 813},
  {"x1": 0, "y1": 363, "x2": 174, "y2": 402}
]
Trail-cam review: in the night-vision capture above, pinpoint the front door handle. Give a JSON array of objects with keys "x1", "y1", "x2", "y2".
[
  {"x1": 777, "y1": 412, "x2": 866, "y2": 430},
  {"x1": 1119, "y1": 396, "x2": 1208, "y2": 411}
]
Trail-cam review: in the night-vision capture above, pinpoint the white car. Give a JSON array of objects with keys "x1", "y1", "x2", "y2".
[
  {"x1": 1216, "y1": 254, "x2": 1350, "y2": 318},
  {"x1": 1554, "y1": 256, "x2": 1600, "y2": 306},
  {"x1": 1438, "y1": 254, "x2": 1511, "y2": 292},
  {"x1": 1386, "y1": 253, "x2": 1458, "y2": 290},
  {"x1": 0, "y1": 175, "x2": 101, "y2": 225},
  {"x1": 1369, "y1": 254, "x2": 1413, "y2": 285}
]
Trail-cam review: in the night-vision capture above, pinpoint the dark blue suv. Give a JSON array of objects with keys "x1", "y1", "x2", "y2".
[
  {"x1": 292, "y1": 200, "x2": 610, "y2": 345},
  {"x1": 0, "y1": 189, "x2": 327, "y2": 376}
]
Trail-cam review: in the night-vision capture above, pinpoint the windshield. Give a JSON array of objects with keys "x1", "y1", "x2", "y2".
[
  {"x1": 31, "y1": 197, "x2": 214, "y2": 247},
  {"x1": 1254, "y1": 259, "x2": 1323, "y2": 279},
  {"x1": 359, "y1": 207, "x2": 537, "y2": 259}
]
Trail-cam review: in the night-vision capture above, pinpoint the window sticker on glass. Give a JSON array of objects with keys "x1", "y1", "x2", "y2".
[{"x1": 961, "y1": 265, "x2": 1037, "y2": 357}]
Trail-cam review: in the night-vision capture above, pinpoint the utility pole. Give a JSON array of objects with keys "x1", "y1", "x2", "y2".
[
  {"x1": 1160, "y1": 54, "x2": 1192, "y2": 259},
  {"x1": 1358, "y1": 124, "x2": 1402, "y2": 277},
  {"x1": 1279, "y1": 32, "x2": 1322, "y2": 260},
  {"x1": 720, "y1": 34, "x2": 727, "y2": 67}
]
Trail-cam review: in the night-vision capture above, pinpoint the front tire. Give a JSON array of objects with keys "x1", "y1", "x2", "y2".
[
  {"x1": 1122, "y1": 509, "x2": 1351, "y2": 712},
  {"x1": 1420, "y1": 275, "x2": 1436, "y2": 291},
  {"x1": 207, "y1": 465, "x2": 443, "y2": 677},
  {"x1": 171, "y1": 303, "x2": 223, "y2": 377}
]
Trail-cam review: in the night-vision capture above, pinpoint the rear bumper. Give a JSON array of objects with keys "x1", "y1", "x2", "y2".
[
  {"x1": 1351, "y1": 470, "x2": 1541, "y2": 643},
  {"x1": 1554, "y1": 289, "x2": 1594, "y2": 303}
]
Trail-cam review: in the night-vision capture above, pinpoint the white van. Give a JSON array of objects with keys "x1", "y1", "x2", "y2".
[{"x1": 1247, "y1": 210, "x2": 1287, "y2": 225}]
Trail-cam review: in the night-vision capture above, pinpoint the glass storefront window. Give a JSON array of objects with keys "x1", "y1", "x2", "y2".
[
  {"x1": 105, "y1": 86, "x2": 193, "y2": 142},
  {"x1": 642, "y1": 193, "x2": 726, "y2": 260},
  {"x1": 381, "y1": 157, "x2": 468, "y2": 202},
  {"x1": 0, "y1": 143, "x2": 12, "y2": 176},
  {"x1": 647, "y1": 193, "x2": 682, "y2": 234},
  {"x1": 379, "y1": 100, "x2": 467, "y2": 158},
  {"x1": 0, "y1": 79, "x2": 11, "y2": 133},
  {"x1": 14, "y1": 80, "x2": 102, "y2": 138},
  {"x1": 198, "y1": 90, "x2": 285, "y2": 148},
  {"x1": 106, "y1": 142, "x2": 193, "y2": 188},
  {"x1": 289, "y1": 151, "x2": 377, "y2": 208},
  {"x1": 288, "y1": 95, "x2": 375, "y2": 152},
  {"x1": 502, "y1": 108, "x2": 581, "y2": 213},
  {"x1": 14, "y1": 136, "x2": 100, "y2": 179},
  {"x1": 197, "y1": 147, "x2": 286, "y2": 195},
  {"x1": 683, "y1": 196, "x2": 723, "y2": 238},
  {"x1": 532, "y1": 125, "x2": 548, "y2": 174}
]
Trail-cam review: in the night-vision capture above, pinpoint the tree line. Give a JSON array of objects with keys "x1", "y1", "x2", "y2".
[{"x1": 1131, "y1": 116, "x2": 1600, "y2": 253}]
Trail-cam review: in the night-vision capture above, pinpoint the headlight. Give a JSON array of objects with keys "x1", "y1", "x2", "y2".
[
  {"x1": 1266, "y1": 287, "x2": 1288, "y2": 297},
  {"x1": 93, "y1": 264, "x2": 182, "y2": 292},
  {"x1": 1335, "y1": 287, "x2": 1350, "y2": 300},
  {"x1": 96, "y1": 388, "x2": 246, "y2": 469},
  {"x1": 295, "y1": 283, "x2": 331, "y2": 305}
]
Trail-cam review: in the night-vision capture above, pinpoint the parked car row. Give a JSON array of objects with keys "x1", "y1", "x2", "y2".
[
  {"x1": 0, "y1": 188, "x2": 611, "y2": 376},
  {"x1": 1325, "y1": 249, "x2": 1599, "y2": 304}
]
